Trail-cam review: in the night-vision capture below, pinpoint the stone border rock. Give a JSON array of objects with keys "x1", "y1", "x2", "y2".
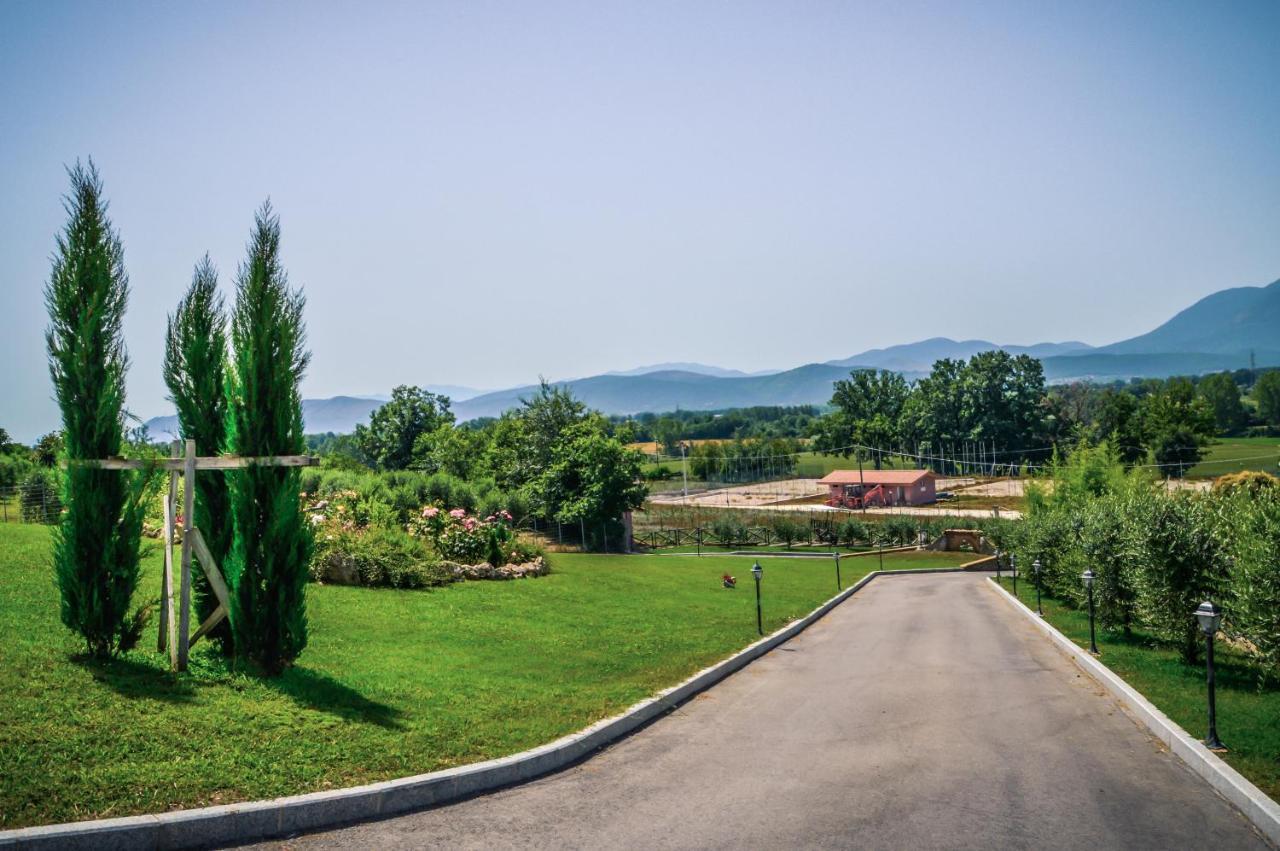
[
  {"x1": 987, "y1": 578, "x2": 1280, "y2": 847},
  {"x1": 0, "y1": 567, "x2": 962, "y2": 851}
]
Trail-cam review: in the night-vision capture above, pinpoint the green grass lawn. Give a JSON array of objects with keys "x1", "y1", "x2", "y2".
[
  {"x1": 0, "y1": 524, "x2": 970, "y2": 829},
  {"x1": 1188, "y1": 436, "x2": 1280, "y2": 478},
  {"x1": 995, "y1": 577, "x2": 1279, "y2": 803}
]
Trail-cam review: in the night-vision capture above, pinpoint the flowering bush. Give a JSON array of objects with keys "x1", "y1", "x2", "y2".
[{"x1": 408, "y1": 506, "x2": 541, "y2": 565}]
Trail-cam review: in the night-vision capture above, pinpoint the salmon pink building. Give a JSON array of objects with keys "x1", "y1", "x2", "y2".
[{"x1": 819, "y1": 469, "x2": 938, "y2": 508}]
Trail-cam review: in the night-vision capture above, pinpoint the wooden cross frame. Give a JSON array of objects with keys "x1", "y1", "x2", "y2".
[{"x1": 77, "y1": 439, "x2": 316, "y2": 671}]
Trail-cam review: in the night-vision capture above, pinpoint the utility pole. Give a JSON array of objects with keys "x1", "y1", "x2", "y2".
[{"x1": 680, "y1": 442, "x2": 688, "y2": 503}]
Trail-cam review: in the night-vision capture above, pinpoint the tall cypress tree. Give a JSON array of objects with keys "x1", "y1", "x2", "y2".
[
  {"x1": 164, "y1": 255, "x2": 233, "y2": 654},
  {"x1": 45, "y1": 161, "x2": 148, "y2": 658},
  {"x1": 225, "y1": 202, "x2": 312, "y2": 674}
]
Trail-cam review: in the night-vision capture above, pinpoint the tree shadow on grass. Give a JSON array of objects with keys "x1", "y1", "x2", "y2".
[
  {"x1": 264, "y1": 667, "x2": 406, "y2": 730},
  {"x1": 72, "y1": 654, "x2": 198, "y2": 703}
]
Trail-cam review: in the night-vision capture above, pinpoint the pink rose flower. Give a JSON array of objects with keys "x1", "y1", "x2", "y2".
[
  {"x1": 422, "y1": 506, "x2": 440, "y2": 518},
  {"x1": 449, "y1": 508, "x2": 466, "y2": 519}
]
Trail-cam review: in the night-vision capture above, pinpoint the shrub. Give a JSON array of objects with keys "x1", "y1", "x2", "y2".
[
  {"x1": 883, "y1": 515, "x2": 917, "y2": 547},
  {"x1": 710, "y1": 514, "x2": 747, "y2": 547},
  {"x1": 1132, "y1": 492, "x2": 1229, "y2": 664},
  {"x1": 314, "y1": 526, "x2": 451, "y2": 589},
  {"x1": 837, "y1": 517, "x2": 868, "y2": 547},
  {"x1": 1220, "y1": 488, "x2": 1280, "y2": 682},
  {"x1": 770, "y1": 515, "x2": 806, "y2": 548},
  {"x1": 1212, "y1": 470, "x2": 1279, "y2": 496}
]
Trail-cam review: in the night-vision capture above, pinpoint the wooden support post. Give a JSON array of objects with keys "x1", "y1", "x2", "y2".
[
  {"x1": 177, "y1": 439, "x2": 196, "y2": 671},
  {"x1": 159, "y1": 441, "x2": 179, "y2": 659}
]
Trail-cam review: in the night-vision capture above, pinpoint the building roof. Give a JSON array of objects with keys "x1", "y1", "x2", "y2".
[{"x1": 817, "y1": 469, "x2": 937, "y2": 486}]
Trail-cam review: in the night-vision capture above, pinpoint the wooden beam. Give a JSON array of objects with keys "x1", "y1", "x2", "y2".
[
  {"x1": 158, "y1": 441, "x2": 179, "y2": 658},
  {"x1": 188, "y1": 604, "x2": 227, "y2": 646},
  {"x1": 189, "y1": 526, "x2": 231, "y2": 610},
  {"x1": 177, "y1": 439, "x2": 196, "y2": 671},
  {"x1": 66, "y1": 455, "x2": 318, "y2": 471}
]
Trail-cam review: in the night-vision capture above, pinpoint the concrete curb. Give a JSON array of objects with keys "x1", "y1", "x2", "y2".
[
  {"x1": 0, "y1": 568, "x2": 961, "y2": 851},
  {"x1": 986, "y1": 578, "x2": 1280, "y2": 847}
]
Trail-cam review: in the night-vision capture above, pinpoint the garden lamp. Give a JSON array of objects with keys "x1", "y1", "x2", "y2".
[
  {"x1": 1011, "y1": 553, "x2": 1018, "y2": 596},
  {"x1": 752, "y1": 561, "x2": 764, "y2": 635},
  {"x1": 1081, "y1": 569, "x2": 1098, "y2": 654},
  {"x1": 995, "y1": 548, "x2": 1002, "y2": 582},
  {"x1": 1195, "y1": 601, "x2": 1226, "y2": 751}
]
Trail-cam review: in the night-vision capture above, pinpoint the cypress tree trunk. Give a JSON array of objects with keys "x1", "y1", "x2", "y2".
[
  {"x1": 164, "y1": 255, "x2": 233, "y2": 654},
  {"x1": 45, "y1": 161, "x2": 148, "y2": 658},
  {"x1": 225, "y1": 203, "x2": 312, "y2": 675}
]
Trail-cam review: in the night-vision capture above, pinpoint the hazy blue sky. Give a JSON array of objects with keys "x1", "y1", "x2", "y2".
[{"x1": 2, "y1": 1, "x2": 1278, "y2": 441}]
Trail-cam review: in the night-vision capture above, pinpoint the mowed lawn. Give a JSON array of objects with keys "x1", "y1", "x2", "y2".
[
  {"x1": 995, "y1": 577, "x2": 1280, "y2": 803},
  {"x1": 1188, "y1": 436, "x2": 1280, "y2": 478},
  {"x1": 0, "y1": 524, "x2": 972, "y2": 829}
]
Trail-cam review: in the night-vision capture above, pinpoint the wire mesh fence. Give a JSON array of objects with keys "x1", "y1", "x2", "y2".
[{"x1": 0, "y1": 481, "x2": 63, "y2": 524}]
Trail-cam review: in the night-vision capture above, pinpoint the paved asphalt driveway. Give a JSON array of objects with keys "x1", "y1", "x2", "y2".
[{"x1": 251, "y1": 573, "x2": 1270, "y2": 850}]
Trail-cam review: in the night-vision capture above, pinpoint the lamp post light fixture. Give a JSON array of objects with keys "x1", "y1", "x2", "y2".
[
  {"x1": 995, "y1": 548, "x2": 1002, "y2": 583},
  {"x1": 1032, "y1": 558, "x2": 1043, "y2": 616},
  {"x1": 834, "y1": 551, "x2": 842, "y2": 591},
  {"x1": 1011, "y1": 554, "x2": 1018, "y2": 597},
  {"x1": 752, "y1": 561, "x2": 764, "y2": 636},
  {"x1": 1081, "y1": 569, "x2": 1099, "y2": 655},
  {"x1": 1195, "y1": 601, "x2": 1227, "y2": 751}
]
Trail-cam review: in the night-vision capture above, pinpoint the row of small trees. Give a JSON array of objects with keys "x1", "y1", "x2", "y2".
[
  {"x1": 1010, "y1": 445, "x2": 1280, "y2": 679},
  {"x1": 46, "y1": 161, "x2": 310, "y2": 674}
]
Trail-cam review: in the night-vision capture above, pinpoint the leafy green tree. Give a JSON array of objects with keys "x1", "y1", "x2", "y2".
[
  {"x1": 1254, "y1": 370, "x2": 1280, "y2": 427},
  {"x1": 413, "y1": 422, "x2": 486, "y2": 478},
  {"x1": 1093, "y1": 389, "x2": 1146, "y2": 466},
  {"x1": 815, "y1": 369, "x2": 909, "y2": 467},
  {"x1": 163, "y1": 255, "x2": 234, "y2": 654},
  {"x1": 34, "y1": 432, "x2": 63, "y2": 467},
  {"x1": 539, "y1": 420, "x2": 647, "y2": 550},
  {"x1": 1141, "y1": 378, "x2": 1215, "y2": 477},
  {"x1": 45, "y1": 161, "x2": 150, "y2": 658},
  {"x1": 354, "y1": 385, "x2": 455, "y2": 471},
  {"x1": 1197, "y1": 372, "x2": 1247, "y2": 435},
  {"x1": 225, "y1": 203, "x2": 312, "y2": 675},
  {"x1": 959, "y1": 351, "x2": 1047, "y2": 455}
]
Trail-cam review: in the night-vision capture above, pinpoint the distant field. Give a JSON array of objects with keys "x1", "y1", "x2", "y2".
[{"x1": 1188, "y1": 437, "x2": 1280, "y2": 478}]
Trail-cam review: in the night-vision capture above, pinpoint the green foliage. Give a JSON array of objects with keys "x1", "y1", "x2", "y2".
[
  {"x1": 33, "y1": 432, "x2": 63, "y2": 467},
  {"x1": 313, "y1": 526, "x2": 451, "y2": 589},
  {"x1": 1198, "y1": 373, "x2": 1248, "y2": 435},
  {"x1": 687, "y1": 437, "x2": 801, "y2": 482},
  {"x1": 1219, "y1": 488, "x2": 1280, "y2": 681},
  {"x1": 769, "y1": 515, "x2": 806, "y2": 548},
  {"x1": 163, "y1": 255, "x2": 234, "y2": 653},
  {"x1": 710, "y1": 514, "x2": 747, "y2": 547},
  {"x1": 224, "y1": 203, "x2": 313, "y2": 675},
  {"x1": 44, "y1": 161, "x2": 151, "y2": 659},
  {"x1": 815, "y1": 370, "x2": 910, "y2": 464},
  {"x1": 836, "y1": 516, "x2": 868, "y2": 547},
  {"x1": 1093, "y1": 389, "x2": 1146, "y2": 466},
  {"x1": 540, "y1": 420, "x2": 648, "y2": 550},
  {"x1": 354, "y1": 385, "x2": 455, "y2": 471},
  {"x1": 1140, "y1": 378, "x2": 1216, "y2": 476},
  {"x1": 1254, "y1": 371, "x2": 1280, "y2": 427}
]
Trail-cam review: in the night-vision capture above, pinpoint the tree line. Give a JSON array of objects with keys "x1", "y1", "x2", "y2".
[{"x1": 329, "y1": 381, "x2": 648, "y2": 550}]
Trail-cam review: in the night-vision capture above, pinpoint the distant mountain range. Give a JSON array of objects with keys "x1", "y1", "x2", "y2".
[{"x1": 144, "y1": 279, "x2": 1280, "y2": 437}]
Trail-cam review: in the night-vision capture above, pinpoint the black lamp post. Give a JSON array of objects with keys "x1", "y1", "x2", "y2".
[
  {"x1": 834, "y1": 551, "x2": 842, "y2": 591},
  {"x1": 877, "y1": 534, "x2": 884, "y2": 572},
  {"x1": 1195, "y1": 601, "x2": 1226, "y2": 751},
  {"x1": 995, "y1": 548, "x2": 1002, "y2": 583},
  {"x1": 1032, "y1": 558, "x2": 1043, "y2": 616},
  {"x1": 1082, "y1": 568, "x2": 1099, "y2": 655},
  {"x1": 752, "y1": 561, "x2": 764, "y2": 635},
  {"x1": 1011, "y1": 554, "x2": 1018, "y2": 597}
]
